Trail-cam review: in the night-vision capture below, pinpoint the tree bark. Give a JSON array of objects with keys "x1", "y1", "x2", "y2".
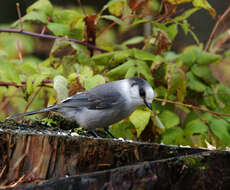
[{"x1": 1, "y1": 120, "x2": 228, "y2": 190}]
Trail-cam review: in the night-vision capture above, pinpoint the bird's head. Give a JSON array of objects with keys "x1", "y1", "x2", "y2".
[{"x1": 127, "y1": 77, "x2": 154, "y2": 110}]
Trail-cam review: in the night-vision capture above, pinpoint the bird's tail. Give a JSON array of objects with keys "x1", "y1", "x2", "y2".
[{"x1": 7, "y1": 106, "x2": 55, "y2": 120}]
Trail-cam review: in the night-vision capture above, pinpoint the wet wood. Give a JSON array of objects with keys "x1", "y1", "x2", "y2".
[
  {"x1": 1, "y1": 120, "x2": 227, "y2": 189},
  {"x1": 12, "y1": 150, "x2": 230, "y2": 190}
]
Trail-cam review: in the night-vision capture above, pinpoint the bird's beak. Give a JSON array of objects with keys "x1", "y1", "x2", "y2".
[{"x1": 144, "y1": 100, "x2": 152, "y2": 110}]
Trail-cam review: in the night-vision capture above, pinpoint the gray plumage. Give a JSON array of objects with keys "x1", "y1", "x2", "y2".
[{"x1": 7, "y1": 77, "x2": 154, "y2": 129}]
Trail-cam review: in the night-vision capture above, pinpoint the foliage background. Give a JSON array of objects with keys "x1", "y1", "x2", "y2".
[{"x1": 0, "y1": 0, "x2": 230, "y2": 149}]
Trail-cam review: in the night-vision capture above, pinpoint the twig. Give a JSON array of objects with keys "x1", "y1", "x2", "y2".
[
  {"x1": 205, "y1": 6, "x2": 230, "y2": 51},
  {"x1": 77, "y1": 0, "x2": 87, "y2": 16},
  {"x1": 24, "y1": 87, "x2": 42, "y2": 113},
  {"x1": 40, "y1": 26, "x2": 47, "y2": 35},
  {"x1": 0, "y1": 28, "x2": 108, "y2": 53},
  {"x1": 97, "y1": 13, "x2": 157, "y2": 37},
  {"x1": 0, "y1": 79, "x2": 53, "y2": 88},
  {"x1": 16, "y1": 40, "x2": 24, "y2": 64},
  {"x1": 0, "y1": 90, "x2": 17, "y2": 111},
  {"x1": 0, "y1": 81, "x2": 23, "y2": 88},
  {"x1": 154, "y1": 97, "x2": 230, "y2": 117},
  {"x1": 16, "y1": 3, "x2": 23, "y2": 31}
]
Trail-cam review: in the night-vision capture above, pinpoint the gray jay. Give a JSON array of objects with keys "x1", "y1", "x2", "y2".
[{"x1": 8, "y1": 77, "x2": 154, "y2": 136}]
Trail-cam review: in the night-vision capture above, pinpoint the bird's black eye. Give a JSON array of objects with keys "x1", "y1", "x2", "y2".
[{"x1": 139, "y1": 88, "x2": 145, "y2": 97}]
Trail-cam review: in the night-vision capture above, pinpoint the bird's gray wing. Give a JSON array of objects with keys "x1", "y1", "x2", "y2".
[{"x1": 58, "y1": 87, "x2": 124, "y2": 110}]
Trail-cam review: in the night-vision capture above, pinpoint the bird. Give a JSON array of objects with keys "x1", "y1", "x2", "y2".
[{"x1": 7, "y1": 77, "x2": 154, "y2": 137}]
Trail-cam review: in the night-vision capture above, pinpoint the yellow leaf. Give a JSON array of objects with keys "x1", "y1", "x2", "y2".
[
  {"x1": 130, "y1": 109, "x2": 151, "y2": 137},
  {"x1": 108, "y1": 1, "x2": 124, "y2": 17},
  {"x1": 166, "y1": 0, "x2": 216, "y2": 19},
  {"x1": 192, "y1": 0, "x2": 216, "y2": 19},
  {"x1": 166, "y1": 0, "x2": 192, "y2": 5}
]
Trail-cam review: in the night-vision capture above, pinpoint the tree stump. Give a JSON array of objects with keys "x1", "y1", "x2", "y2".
[{"x1": 0, "y1": 120, "x2": 229, "y2": 190}]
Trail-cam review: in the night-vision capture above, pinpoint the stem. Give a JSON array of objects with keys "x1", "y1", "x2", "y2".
[
  {"x1": 205, "y1": 6, "x2": 230, "y2": 51},
  {"x1": 24, "y1": 87, "x2": 42, "y2": 113},
  {"x1": 16, "y1": 3, "x2": 23, "y2": 31},
  {"x1": 154, "y1": 97, "x2": 230, "y2": 117},
  {"x1": 0, "y1": 79, "x2": 53, "y2": 88},
  {"x1": 0, "y1": 28, "x2": 108, "y2": 53}
]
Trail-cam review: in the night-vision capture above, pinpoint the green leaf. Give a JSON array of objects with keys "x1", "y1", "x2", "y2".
[
  {"x1": 203, "y1": 87, "x2": 217, "y2": 109},
  {"x1": 0, "y1": 50, "x2": 8, "y2": 57},
  {"x1": 101, "y1": 15, "x2": 127, "y2": 26},
  {"x1": 130, "y1": 109, "x2": 151, "y2": 137},
  {"x1": 210, "y1": 118, "x2": 230, "y2": 146},
  {"x1": 155, "y1": 86, "x2": 167, "y2": 98},
  {"x1": 27, "y1": 0, "x2": 53, "y2": 17},
  {"x1": 167, "y1": 65, "x2": 187, "y2": 102},
  {"x1": 92, "y1": 50, "x2": 133, "y2": 66},
  {"x1": 53, "y1": 75, "x2": 68, "y2": 102},
  {"x1": 187, "y1": 72, "x2": 207, "y2": 92},
  {"x1": 108, "y1": 1, "x2": 124, "y2": 17},
  {"x1": 217, "y1": 84, "x2": 230, "y2": 106},
  {"x1": 84, "y1": 75, "x2": 105, "y2": 90},
  {"x1": 51, "y1": 9, "x2": 84, "y2": 40},
  {"x1": 192, "y1": 0, "x2": 216, "y2": 19},
  {"x1": 185, "y1": 119, "x2": 208, "y2": 136},
  {"x1": 22, "y1": 11, "x2": 48, "y2": 24},
  {"x1": 196, "y1": 51, "x2": 221, "y2": 65},
  {"x1": 179, "y1": 46, "x2": 198, "y2": 67},
  {"x1": 34, "y1": 74, "x2": 49, "y2": 87},
  {"x1": 135, "y1": 60, "x2": 153, "y2": 85},
  {"x1": 0, "y1": 33, "x2": 35, "y2": 58},
  {"x1": 162, "y1": 127, "x2": 184, "y2": 145},
  {"x1": 79, "y1": 66, "x2": 94, "y2": 78},
  {"x1": 158, "y1": 110, "x2": 180, "y2": 128},
  {"x1": 92, "y1": 52, "x2": 115, "y2": 65},
  {"x1": 18, "y1": 62, "x2": 38, "y2": 75},
  {"x1": 47, "y1": 23, "x2": 70, "y2": 36},
  {"x1": 77, "y1": 49, "x2": 92, "y2": 65},
  {"x1": 175, "y1": 8, "x2": 199, "y2": 22},
  {"x1": 112, "y1": 50, "x2": 133, "y2": 65},
  {"x1": 179, "y1": 46, "x2": 221, "y2": 66},
  {"x1": 52, "y1": 9, "x2": 82, "y2": 25},
  {"x1": 191, "y1": 64, "x2": 216, "y2": 84},
  {"x1": 26, "y1": 75, "x2": 33, "y2": 95},
  {"x1": 107, "y1": 60, "x2": 133, "y2": 77},
  {"x1": 0, "y1": 58, "x2": 20, "y2": 83},
  {"x1": 109, "y1": 123, "x2": 134, "y2": 139},
  {"x1": 134, "y1": 49, "x2": 155, "y2": 61},
  {"x1": 122, "y1": 36, "x2": 144, "y2": 46},
  {"x1": 167, "y1": 24, "x2": 178, "y2": 41},
  {"x1": 125, "y1": 67, "x2": 137, "y2": 78},
  {"x1": 50, "y1": 39, "x2": 71, "y2": 56},
  {"x1": 153, "y1": 23, "x2": 178, "y2": 41},
  {"x1": 181, "y1": 20, "x2": 190, "y2": 35}
]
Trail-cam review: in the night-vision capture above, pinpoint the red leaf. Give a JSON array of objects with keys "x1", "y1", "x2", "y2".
[{"x1": 128, "y1": 0, "x2": 148, "y2": 13}]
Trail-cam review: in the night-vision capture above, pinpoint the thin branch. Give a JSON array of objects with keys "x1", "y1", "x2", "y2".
[
  {"x1": 154, "y1": 97, "x2": 230, "y2": 117},
  {"x1": 0, "y1": 28, "x2": 108, "y2": 53},
  {"x1": 16, "y1": 3, "x2": 23, "y2": 31},
  {"x1": 205, "y1": 6, "x2": 230, "y2": 51},
  {"x1": 0, "y1": 82, "x2": 23, "y2": 88},
  {"x1": 0, "y1": 79, "x2": 53, "y2": 88},
  {"x1": 77, "y1": 0, "x2": 87, "y2": 16},
  {"x1": 97, "y1": 13, "x2": 157, "y2": 37},
  {"x1": 24, "y1": 87, "x2": 42, "y2": 113},
  {"x1": 0, "y1": 90, "x2": 17, "y2": 111}
]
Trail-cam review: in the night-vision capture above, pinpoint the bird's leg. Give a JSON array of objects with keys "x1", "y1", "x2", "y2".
[
  {"x1": 89, "y1": 130, "x2": 100, "y2": 138},
  {"x1": 104, "y1": 127, "x2": 116, "y2": 138}
]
